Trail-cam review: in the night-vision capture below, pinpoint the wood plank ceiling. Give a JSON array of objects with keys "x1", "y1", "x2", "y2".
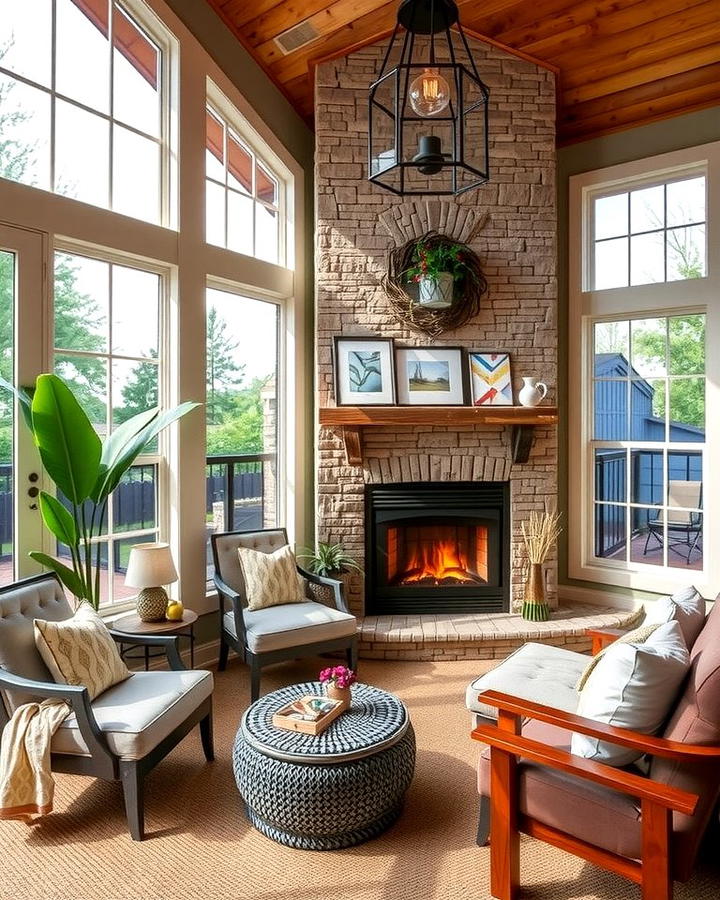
[{"x1": 207, "y1": 0, "x2": 720, "y2": 144}]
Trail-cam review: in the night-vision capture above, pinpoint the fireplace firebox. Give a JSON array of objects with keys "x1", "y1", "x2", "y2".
[{"x1": 365, "y1": 482, "x2": 510, "y2": 614}]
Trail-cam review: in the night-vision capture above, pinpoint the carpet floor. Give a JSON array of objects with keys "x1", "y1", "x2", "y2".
[{"x1": 1, "y1": 656, "x2": 719, "y2": 900}]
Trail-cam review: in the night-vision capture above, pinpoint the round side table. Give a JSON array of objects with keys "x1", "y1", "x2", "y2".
[
  {"x1": 113, "y1": 610, "x2": 198, "y2": 670},
  {"x1": 233, "y1": 682, "x2": 416, "y2": 850}
]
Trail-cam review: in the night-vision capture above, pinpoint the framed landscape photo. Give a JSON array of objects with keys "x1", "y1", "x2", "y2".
[
  {"x1": 468, "y1": 351, "x2": 513, "y2": 406},
  {"x1": 395, "y1": 346, "x2": 466, "y2": 406},
  {"x1": 334, "y1": 336, "x2": 396, "y2": 406}
]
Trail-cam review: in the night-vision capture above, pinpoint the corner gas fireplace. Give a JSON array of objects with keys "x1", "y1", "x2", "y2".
[{"x1": 365, "y1": 482, "x2": 510, "y2": 615}]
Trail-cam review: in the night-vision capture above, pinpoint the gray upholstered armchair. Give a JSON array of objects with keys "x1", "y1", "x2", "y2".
[
  {"x1": 212, "y1": 528, "x2": 358, "y2": 702},
  {"x1": 0, "y1": 574, "x2": 214, "y2": 841}
]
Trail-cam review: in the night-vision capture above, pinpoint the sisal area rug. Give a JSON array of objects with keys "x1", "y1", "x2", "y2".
[{"x1": 1, "y1": 656, "x2": 718, "y2": 900}]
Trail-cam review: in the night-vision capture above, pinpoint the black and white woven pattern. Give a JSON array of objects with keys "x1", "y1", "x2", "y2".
[
  {"x1": 241, "y1": 681, "x2": 409, "y2": 762},
  {"x1": 233, "y1": 683, "x2": 416, "y2": 850}
]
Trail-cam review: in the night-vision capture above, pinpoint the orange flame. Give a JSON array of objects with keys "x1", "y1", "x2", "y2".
[{"x1": 400, "y1": 539, "x2": 473, "y2": 584}]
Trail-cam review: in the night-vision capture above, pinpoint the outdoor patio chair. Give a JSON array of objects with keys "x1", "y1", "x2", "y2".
[
  {"x1": 644, "y1": 480, "x2": 702, "y2": 565},
  {"x1": 0, "y1": 574, "x2": 214, "y2": 841},
  {"x1": 212, "y1": 528, "x2": 358, "y2": 702}
]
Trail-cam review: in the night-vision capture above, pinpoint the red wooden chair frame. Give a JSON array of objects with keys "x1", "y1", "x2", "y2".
[{"x1": 471, "y1": 689, "x2": 720, "y2": 900}]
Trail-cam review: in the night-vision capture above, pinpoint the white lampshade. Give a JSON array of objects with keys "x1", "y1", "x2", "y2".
[{"x1": 125, "y1": 542, "x2": 178, "y2": 589}]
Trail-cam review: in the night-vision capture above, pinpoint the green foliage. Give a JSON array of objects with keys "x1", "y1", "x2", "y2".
[
  {"x1": 206, "y1": 306, "x2": 245, "y2": 426},
  {"x1": 297, "y1": 541, "x2": 363, "y2": 578},
  {"x1": 405, "y1": 238, "x2": 472, "y2": 284},
  {"x1": 13, "y1": 373, "x2": 198, "y2": 608}
]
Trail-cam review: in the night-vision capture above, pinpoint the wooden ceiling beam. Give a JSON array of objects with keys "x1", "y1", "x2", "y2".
[
  {"x1": 564, "y1": 42, "x2": 720, "y2": 105},
  {"x1": 215, "y1": 0, "x2": 285, "y2": 30},
  {"x1": 562, "y1": 21, "x2": 720, "y2": 91},
  {"x1": 548, "y1": 0, "x2": 718, "y2": 69}
]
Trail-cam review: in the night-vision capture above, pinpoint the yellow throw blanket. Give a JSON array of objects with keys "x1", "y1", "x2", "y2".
[{"x1": 0, "y1": 699, "x2": 71, "y2": 822}]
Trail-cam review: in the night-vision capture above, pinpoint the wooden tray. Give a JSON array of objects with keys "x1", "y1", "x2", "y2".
[{"x1": 272, "y1": 694, "x2": 345, "y2": 736}]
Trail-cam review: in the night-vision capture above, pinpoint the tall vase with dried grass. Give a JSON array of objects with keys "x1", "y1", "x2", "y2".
[{"x1": 520, "y1": 511, "x2": 562, "y2": 622}]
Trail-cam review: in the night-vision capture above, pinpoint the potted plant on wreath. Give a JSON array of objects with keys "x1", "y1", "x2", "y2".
[{"x1": 404, "y1": 237, "x2": 475, "y2": 309}]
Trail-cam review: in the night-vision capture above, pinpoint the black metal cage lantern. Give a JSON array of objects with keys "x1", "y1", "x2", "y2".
[{"x1": 368, "y1": 0, "x2": 490, "y2": 197}]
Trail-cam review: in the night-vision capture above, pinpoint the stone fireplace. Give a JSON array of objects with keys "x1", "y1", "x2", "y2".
[{"x1": 315, "y1": 36, "x2": 557, "y2": 618}]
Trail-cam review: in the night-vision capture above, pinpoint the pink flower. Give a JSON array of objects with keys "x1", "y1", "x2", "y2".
[{"x1": 318, "y1": 665, "x2": 356, "y2": 689}]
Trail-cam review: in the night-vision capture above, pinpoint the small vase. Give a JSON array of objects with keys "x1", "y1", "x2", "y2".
[
  {"x1": 521, "y1": 563, "x2": 549, "y2": 622},
  {"x1": 326, "y1": 683, "x2": 351, "y2": 711},
  {"x1": 418, "y1": 272, "x2": 454, "y2": 309},
  {"x1": 518, "y1": 377, "x2": 548, "y2": 407}
]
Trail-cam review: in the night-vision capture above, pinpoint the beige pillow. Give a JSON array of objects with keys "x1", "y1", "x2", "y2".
[
  {"x1": 576, "y1": 622, "x2": 661, "y2": 692},
  {"x1": 238, "y1": 544, "x2": 306, "y2": 612},
  {"x1": 34, "y1": 603, "x2": 131, "y2": 700}
]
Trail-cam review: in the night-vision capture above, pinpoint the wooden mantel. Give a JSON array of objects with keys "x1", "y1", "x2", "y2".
[{"x1": 319, "y1": 406, "x2": 558, "y2": 465}]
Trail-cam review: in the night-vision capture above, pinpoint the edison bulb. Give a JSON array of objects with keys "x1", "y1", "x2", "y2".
[{"x1": 408, "y1": 68, "x2": 450, "y2": 117}]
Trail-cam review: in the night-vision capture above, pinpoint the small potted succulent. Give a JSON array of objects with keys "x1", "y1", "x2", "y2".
[
  {"x1": 319, "y1": 665, "x2": 357, "y2": 710},
  {"x1": 404, "y1": 238, "x2": 473, "y2": 309}
]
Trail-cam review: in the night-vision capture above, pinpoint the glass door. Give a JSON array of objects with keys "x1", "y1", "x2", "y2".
[{"x1": 0, "y1": 224, "x2": 46, "y2": 584}]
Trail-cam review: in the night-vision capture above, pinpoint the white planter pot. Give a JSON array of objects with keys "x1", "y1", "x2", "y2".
[{"x1": 418, "y1": 272, "x2": 454, "y2": 309}]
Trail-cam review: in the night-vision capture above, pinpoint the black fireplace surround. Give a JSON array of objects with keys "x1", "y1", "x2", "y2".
[{"x1": 365, "y1": 482, "x2": 510, "y2": 615}]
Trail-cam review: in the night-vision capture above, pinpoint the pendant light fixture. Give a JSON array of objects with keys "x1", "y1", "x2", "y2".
[{"x1": 368, "y1": 0, "x2": 490, "y2": 196}]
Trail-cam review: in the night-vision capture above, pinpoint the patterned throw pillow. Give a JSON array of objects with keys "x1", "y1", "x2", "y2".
[
  {"x1": 238, "y1": 544, "x2": 306, "y2": 611},
  {"x1": 576, "y1": 622, "x2": 661, "y2": 692},
  {"x1": 34, "y1": 603, "x2": 131, "y2": 700}
]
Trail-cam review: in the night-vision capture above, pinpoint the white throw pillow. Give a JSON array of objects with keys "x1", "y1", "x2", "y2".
[
  {"x1": 571, "y1": 620, "x2": 690, "y2": 766},
  {"x1": 644, "y1": 585, "x2": 705, "y2": 651}
]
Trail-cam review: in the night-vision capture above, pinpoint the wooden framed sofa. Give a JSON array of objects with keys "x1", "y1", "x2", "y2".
[
  {"x1": 0, "y1": 574, "x2": 214, "y2": 841},
  {"x1": 469, "y1": 595, "x2": 720, "y2": 899}
]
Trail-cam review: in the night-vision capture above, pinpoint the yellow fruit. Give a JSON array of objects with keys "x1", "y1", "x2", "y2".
[{"x1": 166, "y1": 601, "x2": 184, "y2": 621}]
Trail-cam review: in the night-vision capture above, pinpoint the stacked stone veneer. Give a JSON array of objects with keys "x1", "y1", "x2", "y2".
[{"x1": 315, "y1": 37, "x2": 557, "y2": 618}]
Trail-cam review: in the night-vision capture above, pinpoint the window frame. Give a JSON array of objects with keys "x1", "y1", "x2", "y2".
[
  {"x1": 569, "y1": 141, "x2": 720, "y2": 598},
  {"x1": 0, "y1": 0, "x2": 308, "y2": 616}
]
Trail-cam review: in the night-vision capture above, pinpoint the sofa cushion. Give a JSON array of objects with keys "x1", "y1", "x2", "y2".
[
  {"x1": 223, "y1": 602, "x2": 356, "y2": 653},
  {"x1": 466, "y1": 643, "x2": 587, "y2": 721},
  {"x1": 649, "y1": 595, "x2": 720, "y2": 881},
  {"x1": 572, "y1": 621, "x2": 689, "y2": 766},
  {"x1": 237, "y1": 544, "x2": 306, "y2": 611},
  {"x1": 644, "y1": 585, "x2": 706, "y2": 651},
  {"x1": 34, "y1": 603, "x2": 130, "y2": 700},
  {"x1": 576, "y1": 622, "x2": 661, "y2": 692},
  {"x1": 477, "y1": 718, "x2": 642, "y2": 859},
  {"x1": 52, "y1": 670, "x2": 213, "y2": 760}
]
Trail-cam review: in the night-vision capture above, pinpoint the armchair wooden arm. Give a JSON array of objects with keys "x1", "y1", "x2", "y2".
[
  {"x1": 0, "y1": 669, "x2": 116, "y2": 777},
  {"x1": 108, "y1": 631, "x2": 185, "y2": 671},
  {"x1": 213, "y1": 573, "x2": 247, "y2": 643},
  {"x1": 474, "y1": 690, "x2": 720, "y2": 762},
  {"x1": 471, "y1": 689, "x2": 719, "y2": 900},
  {"x1": 296, "y1": 565, "x2": 349, "y2": 613}
]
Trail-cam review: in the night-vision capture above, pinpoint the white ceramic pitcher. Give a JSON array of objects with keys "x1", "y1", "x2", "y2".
[{"x1": 518, "y1": 377, "x2": 548, "y2": 407}]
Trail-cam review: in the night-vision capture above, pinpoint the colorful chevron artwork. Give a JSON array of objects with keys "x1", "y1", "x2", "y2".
[{"x1": 469, "y1": 352, "x2": 513, "y2": 406}]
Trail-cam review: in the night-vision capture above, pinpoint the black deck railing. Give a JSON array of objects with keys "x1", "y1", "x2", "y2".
[{"x1": 205, "y1": 452, "x2": 274, "y2": 533}]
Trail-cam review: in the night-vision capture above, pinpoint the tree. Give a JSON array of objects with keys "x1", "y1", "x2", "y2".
[
  {"x1": 206, "y1": 306, "x2": 245, "y2": 425},
  {"x1": 115, "y1": 352, "x2": 159, "y2": 424},
  {"x1": 206, "y1": 377, "x2": 268, "y2": 455}
]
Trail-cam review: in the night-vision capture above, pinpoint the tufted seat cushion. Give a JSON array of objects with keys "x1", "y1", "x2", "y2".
[
  {"x1": 52, "y1": 670, "x2": 214, "y2": 760},
  {"x1": 223, "y1": 602, "x2": 356, "y2": 653},
  {"x1": 466, "y1": 642, "x2": 588, "y2": 722}
]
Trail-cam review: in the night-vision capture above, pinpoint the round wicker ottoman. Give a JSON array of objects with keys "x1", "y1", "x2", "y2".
[{"x1": 233, "y1": 682, "x2": 416, "y2": 850}]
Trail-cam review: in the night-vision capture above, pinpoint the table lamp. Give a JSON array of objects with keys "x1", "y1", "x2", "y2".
[{"x1": 125, "y1": 542, "x2": 179, "y2": 622}]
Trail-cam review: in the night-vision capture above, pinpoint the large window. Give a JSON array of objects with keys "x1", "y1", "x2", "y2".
[
  {"x1": 0, "y1": 0, "x2": 304, "y2": 614},
  {"x1": 1, "y1": 0, "x2": 169, "y2": 223},
  {"x1": 569, "y1": 144, "x2": 719, "y2": 596},
  {"x1": 205, "y1": 103, "x2": 283, "y2": 264},
  {"x1": 54, "y1": 249, "x2": 164, "y2": 606}
]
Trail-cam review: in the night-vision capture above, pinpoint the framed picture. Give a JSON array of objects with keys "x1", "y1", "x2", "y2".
[
  {"x1": 468, "y1": 351, "x2": 513, "y2": 406},
  {"x1": 395, "y1": 346, "x2": 466, "y2": 406},
  {"x1": 334, "y1": 336, "x2": 396, "y2": 406}
]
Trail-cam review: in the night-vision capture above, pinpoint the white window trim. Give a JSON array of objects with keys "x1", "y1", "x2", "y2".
[
  {"x1": 569, "y1": 141, "x2": 720, "y2": 599},
  {"x1": 0, "y1": 0, "x2": 309, "y2": 617}
]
